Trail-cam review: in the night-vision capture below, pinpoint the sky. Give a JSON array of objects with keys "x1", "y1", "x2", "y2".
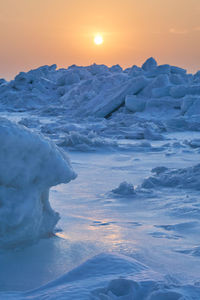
[{"x1": 1, "y1": 0, "x2": 200, "y2": 79}]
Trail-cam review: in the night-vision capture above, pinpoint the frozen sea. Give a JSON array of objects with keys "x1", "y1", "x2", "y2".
[{"x1": 1, "y1": 58, "x2": 200, "y2": 299}]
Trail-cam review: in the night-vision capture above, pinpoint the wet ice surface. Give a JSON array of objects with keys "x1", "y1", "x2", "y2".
[
  {"x1": 1, "y1": 59, "x2": 200, "y2": 298},
  {"x1": 54, "y1": 146, "x2": 200, "y2": 275}
]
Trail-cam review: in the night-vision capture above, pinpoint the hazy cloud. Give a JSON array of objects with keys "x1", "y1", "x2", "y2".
[
  {"x1": 169, "y1": 27, "x2": 200, "y2": 34},
  {"x1": 169, "y1": 28, "x2": 189, "y2": 34},
  {"x1": 193, "y1": 26, "x2": 200, "y2": 32}
]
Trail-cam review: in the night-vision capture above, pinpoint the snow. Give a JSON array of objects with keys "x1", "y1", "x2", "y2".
[
  {"x1": 1, "y1": 58, "x2": 200, "y2": 299},
  {"x1": 0, "y1": 118, "x2": 76, "y2": 248},
  {"x1": 1, "y1": 253, "x2": 200, "y2": 299}
]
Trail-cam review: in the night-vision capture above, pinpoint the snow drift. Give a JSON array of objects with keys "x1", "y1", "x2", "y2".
[
  {"x1": 1, "y1": 253, "x2": 199, "y2": 299},
  {"x1": 0, "y1": 118, "x2": 76, "y2": 248}
]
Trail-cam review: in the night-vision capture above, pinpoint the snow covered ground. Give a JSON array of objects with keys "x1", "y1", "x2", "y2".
[{"x1": 1, "y1": 58, "x2": 200, "y2": 299}]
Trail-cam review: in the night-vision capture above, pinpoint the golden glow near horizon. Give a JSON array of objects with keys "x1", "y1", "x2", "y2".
[
  {"x1": 94, "y1": 34, "x2": 103, "y2": 45},
  {"x1": 1, "y1": 0, "x2": 200, "y2": 79}
]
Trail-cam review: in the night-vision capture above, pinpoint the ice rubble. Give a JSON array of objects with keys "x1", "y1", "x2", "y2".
[
  {"x1": 111, "y1": 181, "x2": 135, "y2": 196},
  {"x1": 1, "y1": 58, "x2": 200, "y2": 152},
  {"x1": 1, "y1": 57, "x2": 200, "y2": 152},
  {"x1": 58, "y1": 131, "x2": 117, "y2": 151},
  {"x1": 141, "y1": 164, "x2": 200, "y2": 190},
  {"x1": 1, "y1": 57, "x2": 200, "y2": 120},
  {"x1": 113, "y1": 164, "x2": 200, "y2": 194},
  {"x1": 0, "y1": 118, "x2": 76, "y2": 248},
  {"x1": 111, "y1": 163, "x2": 200, "y2": 198}
]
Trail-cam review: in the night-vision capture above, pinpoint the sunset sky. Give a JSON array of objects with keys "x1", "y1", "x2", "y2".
[{"x1": 1, "y1": 0, "x2": 200, "y2": 79}]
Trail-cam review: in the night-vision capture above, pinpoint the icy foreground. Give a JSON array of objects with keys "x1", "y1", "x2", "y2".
[
  {"x1": 2, "y1": 253, "x2": 200, "y2": 300},
  {"x1": 0, "y1": 118, "x2": 76, "y2": 248}
]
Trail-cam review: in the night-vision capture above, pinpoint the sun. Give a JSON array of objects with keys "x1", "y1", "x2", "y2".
[{"x1": 94, "y1": 34, "x2": 103, "y2": 45}]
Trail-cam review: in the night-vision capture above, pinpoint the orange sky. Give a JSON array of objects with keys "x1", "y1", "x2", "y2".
[{"x1": 1, "y1": 0, "x2": 200, "y2": 79}]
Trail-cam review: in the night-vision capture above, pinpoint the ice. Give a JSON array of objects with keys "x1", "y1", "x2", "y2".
[
  {"x1": 18, "y1": 117, "x2": 41, "y2": 128},
  {"x1": 0, "y1": 58, "x2": 200, "y2": 123},
  {"x1": 151, "y1": 86, "x2": 171, "y2": 98},
  {"x1": 58, "y1": 131, "x2": 117, "y2": 151},
  {"x1": 87, "y1": 63, "x2": 110, "y2": 76},
  {"x1": 188, "y1": 85, "x2": 200, "y2": 95},
  {"x1": 139, "y1": 74, "x2": 170, "y2": 97},
  {"x1": 0, "y1": 79, "x2": 6, "y2": 85},
  {"x1": 170, "y1": 66, "x2": 187, "y2": 75},
  {"x1": 150, "y1": 64, "x2": 171, "y2": 77},
  {"x1": 180, "y1": 96, "x2": 195, "y2": 115},
  {"x1": 184, "y1": 138, "x2": 200, "y2": 148},
  {"x1": 169, "y1": 85, "x2": 187, "y2": 98},
  {"x1": 141, "y1": 163, "x2": 200, "y2": 190},
  {"x1": 0, "y1": 118, "x2": 76, "y2": 248},
  {"x1": 125, "y1": 95, "x2": 146, "y2": 112},
  {"x1": 141, "y1": 57, "x2": 157, "y2": 71},
  {"x1": 169, "y1": 73, "x2": 186, "y2": 85},
  {"x1": 127, "y1": 65, "x2": 143, "y2": 77},
  {"x1": 184, "y1": 98, "x2": 200, "y2": 116},
  {"x1": 1, "y1": 253, "x2": 200, "y2": 299},
  {"x1": 111, "y1": 181, "x2": 135, "y2": 196},
  {"x1": 85, "y1": 76, "x2": 148, "y2": 118},
  {"x1": 156, "y1": 64, "x2": 171, "y2": 74},
  {"x1": 56, "y1": 70, "x2": 80, "y2": 86},
  {"x1": 1, "y1": 59, "x2": 200, "y2": 299},
  {"x1": 109, "y1": 64, "x2": 123, "y2": 73}
]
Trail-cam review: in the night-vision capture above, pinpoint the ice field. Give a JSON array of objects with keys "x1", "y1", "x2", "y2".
[{"x1": 1, "y1": 58, "x2": 200, "y2": 299}]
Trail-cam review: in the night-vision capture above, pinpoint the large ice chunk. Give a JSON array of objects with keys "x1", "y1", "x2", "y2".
[
  {"x1": 125, "y1": 95, "x2": 146, "y2": 112},
  {"x1": 169, "y1": 85, "x2": 187, "y2": 98},
  {"x1": 86, "y1": 76, "x2": 148, "y2": 118},
  {"x1": 140, "y1": 74, "x2": 170, "y2": 97},
  {"x1": 142, "y1": 57, "x2": 157, "y2": 71},
  {"x1": 170, "y1": 65, "x2": 186, "y2": 75},
  {"x1": 0, "y1": 118, "x2": 76, "y2": 248}
]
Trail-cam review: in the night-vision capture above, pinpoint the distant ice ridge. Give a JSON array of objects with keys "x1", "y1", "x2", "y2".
[
  {"x1": 1, "y1": 57, "x2": 200, "y2": 119},
  {"x1": 2, "y1": 58, "x2": 200, "y2": 149},
  {"x1": 0, "y1": 118, "x2": 76, "y2": 248}
]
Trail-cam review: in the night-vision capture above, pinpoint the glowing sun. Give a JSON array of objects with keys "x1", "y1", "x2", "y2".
[{"x1": 94, "y1": 34, "x2": 103, "y2": 45}]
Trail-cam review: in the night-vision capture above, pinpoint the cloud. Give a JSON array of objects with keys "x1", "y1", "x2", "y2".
[
  {"x1": 193, "y1": 27, "x2": 200, "y2": 32},
  {"x1": 169, "y1": 28, "x2": 189, "y2": 35},
  {"x1": 169, "y1": 27, "x2": 200, "y2": 34}
]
